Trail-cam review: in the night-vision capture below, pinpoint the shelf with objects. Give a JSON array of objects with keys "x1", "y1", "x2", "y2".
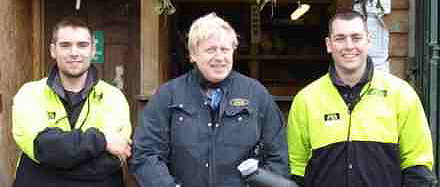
[{"x1": 240, "y1": 1, "x2": 332, "y2": 102}]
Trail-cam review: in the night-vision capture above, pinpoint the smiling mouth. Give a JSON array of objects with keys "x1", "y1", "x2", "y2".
[
  {"x1": 210, "y1": 64, "x2": 226, "y2": 68},
  {"x1": 343, "y1": 54, "x2": 358, "y2": 58}
]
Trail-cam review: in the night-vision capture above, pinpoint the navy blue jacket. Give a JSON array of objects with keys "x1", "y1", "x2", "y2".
[{"x1": 130, "y1": 69, "x2": 289, "y2": 187}]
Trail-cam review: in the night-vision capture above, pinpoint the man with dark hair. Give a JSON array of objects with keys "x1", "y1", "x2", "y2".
[
  {"x1": 12, "y1": 16, "x2": 132, "y2": 187},
  {"x1": 287, "y1": 9, "x2": 436, "y2": 187}
]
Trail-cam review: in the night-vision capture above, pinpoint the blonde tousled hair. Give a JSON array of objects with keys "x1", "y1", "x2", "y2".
[{"x1": 187, "y1": 12, "x2": 238, "y2": 58}]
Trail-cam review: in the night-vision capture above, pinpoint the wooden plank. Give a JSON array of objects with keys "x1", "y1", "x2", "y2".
[
  {"x1": 0, "y1": 93, "x2": 2, "y2": 113},
  {"x1": 159, "y1": 15, "x2": 170, "y2": 84},
  {"x1": 384, "y1": 10, "x2": 409, "y2": 33},
  {"x1": 389, "y1": 57, "x2": 407, "y2": 79},
  {"x1": 392, "y1": 0, "x2": 409, "y2": 10},
  {"x1": 336, "y1": 0, "x2": 353, "y2": 9},
  {"x1": 141, "y1": 0, "x2": 160, "y2": 96},
  {"x1": 389, "y1": 33, "x2": 408, "y2": 57},
  {"x1": 176, "y1": 0, "x2": 331, "y2": 3},
  {"x1": 1, "y1": 0, "x2": 34, "y2": 186},
  {"x1": 32, "y1": 0, "x2": 43, "y2": 80}
]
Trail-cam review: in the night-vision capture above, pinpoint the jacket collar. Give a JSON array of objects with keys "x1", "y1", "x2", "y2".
[
  {"x1": 191, "y1": 66, "x2": 234, "y2": 89},
  {"x1": 329, "y1": 56, "x2": 374, "y2": 87},
  {"x1": 46, "y1": 64, "x2": 98, "y2": 100}
]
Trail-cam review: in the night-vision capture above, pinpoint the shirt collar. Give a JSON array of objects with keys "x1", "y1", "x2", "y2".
[
  {"x1": 192, "y1": 66, "x2": 233, "y2": 89},
  {"x1": 46, "y1": 64, "x2": 98, "y2": 100}
]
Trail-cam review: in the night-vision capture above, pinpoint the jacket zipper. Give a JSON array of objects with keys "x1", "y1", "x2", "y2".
[{"x1": 347, "y1": 108, "x2": 353, "y2": 187}]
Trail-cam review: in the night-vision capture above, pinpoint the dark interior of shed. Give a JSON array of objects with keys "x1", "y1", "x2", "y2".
[{"x1": 169, "y1": 0, "x2": 333, "y2": 103}]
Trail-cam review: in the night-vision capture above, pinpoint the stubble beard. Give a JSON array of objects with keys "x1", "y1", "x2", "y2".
[{"x1": 61, "y1": 68, "x2": 88, "y2": 79}]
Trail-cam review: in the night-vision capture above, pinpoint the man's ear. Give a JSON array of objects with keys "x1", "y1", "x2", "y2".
[
  {"x1": 325, "y1": 37, "x2": 332, "y2": 53},
  {"x1": 189, "y1": 53, "x2": 196, "y2": 63},
  {"x1": 49, "y1": 43, "x2": 56, "y2": 59},
  {"x1": 367, "y1": 32, "x2": 372, "y2": 48},
  {"x1": 91, "y1": 44, "x2": 97, "y2": 59}
]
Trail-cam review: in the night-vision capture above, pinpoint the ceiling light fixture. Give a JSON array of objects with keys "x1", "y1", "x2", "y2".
[
  {"x1": 75, "y1": 0, "x2": 81, "y2": 10},
  {"x1": 290, "y1": 0, "x2": 310, "y2": 21}
]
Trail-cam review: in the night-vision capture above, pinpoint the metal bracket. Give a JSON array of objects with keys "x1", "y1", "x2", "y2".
[{"x1": 430, "y1": 42, "x2": 440, "y2": 60}]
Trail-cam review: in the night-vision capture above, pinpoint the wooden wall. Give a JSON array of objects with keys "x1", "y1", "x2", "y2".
[
  {"x1": 385, "y1": 0, "x2": 409, "y2": 79},
  {"x1": 0, "y1": 0, "x2": 35, "y2": 186}
]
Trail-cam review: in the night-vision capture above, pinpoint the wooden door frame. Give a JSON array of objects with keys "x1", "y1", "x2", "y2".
[
  {"x1": 139, "y1": 0, "x2": 169, "y2": 100},
  {"x1": 32, "y1": 0, "x2": 45, "y2": 80}
]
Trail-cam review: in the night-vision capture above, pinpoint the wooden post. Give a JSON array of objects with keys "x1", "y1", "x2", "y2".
[
  {"x1": 1, "y1": 0, "x2": 36, "y2": 186},
  {"x1": 32, "y1": 0, "x2": 43, "y2": 80},
  {"x1": 140, "y1": 0, "x2": 161, "y2": 98}
]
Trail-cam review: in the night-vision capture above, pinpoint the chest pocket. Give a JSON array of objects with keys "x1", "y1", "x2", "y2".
[
  {"x1": 169, "y1": 104, "x2": 197, "y2": 146},
  {"x1": 221, "y1": 106, "x2": 259, "y2": 147}
]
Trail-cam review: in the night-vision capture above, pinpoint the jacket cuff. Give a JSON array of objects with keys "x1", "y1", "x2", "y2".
[{"x1": 402, "y1": 165, "x2": 437, "y2": 187}]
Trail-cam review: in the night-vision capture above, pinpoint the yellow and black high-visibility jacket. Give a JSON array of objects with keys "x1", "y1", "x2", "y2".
[
  {"x1": 288, "y1": 68, "x2": 434, "y2": 187},
  {"x1": 12, "y1": 65, "x2": 131, "y2": 187}
]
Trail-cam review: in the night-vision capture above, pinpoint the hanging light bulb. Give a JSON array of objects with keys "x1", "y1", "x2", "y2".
[
  {"x1": 290, "y1": 0, "x2": 310, "y2": 20},
  {"x1": 75, "y1": 0, "x2": 81, "y2": 10}
]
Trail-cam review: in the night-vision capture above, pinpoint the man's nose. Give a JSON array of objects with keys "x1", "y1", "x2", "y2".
[
  {"x1": 212, "y1": 50, "x2": 226, "y2": 61},
  {"x1": 344, "y1": 38, "x2": 355, "y2": 48},
  {"x1": 69, "y1": 45, "x2": 80, "y2": 56}
]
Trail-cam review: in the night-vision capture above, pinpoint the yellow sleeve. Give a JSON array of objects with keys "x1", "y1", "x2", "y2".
[
  {"x1": 397, "y1": 83, "x2": 434, "y2": 170},
  {"x1": 100, "y1": 86, "x2": 132, "y2": 140},
  {"x1": 12, "y1": 83, "x2": 47, "y2": 162},
  {"x1": 287, "y1": 93, "x2": 311, "y2": 176}
]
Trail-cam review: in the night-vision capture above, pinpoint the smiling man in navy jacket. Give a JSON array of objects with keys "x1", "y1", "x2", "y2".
[{"x1": 130, "y1": 12, "x2": 289, "y2": 187}]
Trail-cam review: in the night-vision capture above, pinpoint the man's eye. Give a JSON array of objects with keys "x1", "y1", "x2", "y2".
[
  {"x1": 206, "y1": 48, "x2": 216, "y2": 53},
  {"x1": 353, "y1": 37, "x2": 363, "y2": 41},
  {"x1": 59, "y1": 43, "x2": 71, "y2": 47},
  {"x1": 334, "y1": 37, "x2": 344, "y2": 41},
  {"x1": 78, "y1": 42, "x2": 90, "y2": 48},
  {"x1": 221, "y1": 47, "x2": 231, "y2": 52}
]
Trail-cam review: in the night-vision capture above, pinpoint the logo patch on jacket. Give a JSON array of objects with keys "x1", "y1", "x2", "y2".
[
  {"x1": 324, "y1": 113, "x2": 341, "y2": 127},
  {"x1": 324, "y1": 113, "x2": 340, "y2": 121},
  {"x1": 367, "y1": 89, "x2": 387, "y2": 97},
  {"x1": 48, "y1": 111, "x2": 56, "y2": 119},
  {"x1": 230, "y1": 98, "x2": 249, "y2": 107}
]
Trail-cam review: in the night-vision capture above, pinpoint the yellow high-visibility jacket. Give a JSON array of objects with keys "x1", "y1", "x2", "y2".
[
  {"x1": 13, "y1": 70, "x2": 131, "y2": 186},
  {"x1": 288, "y1": 70, "x2": 434, "y2": 187}
]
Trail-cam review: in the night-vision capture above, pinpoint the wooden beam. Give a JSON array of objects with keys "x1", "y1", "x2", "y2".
[
  {"x1": 336, "y1": 0, "x2": 353, "y2": 9},
  {"x1": 176, "y1": 0, "x2": 331, "y2": 4},
  {"x1": 140, "y1": 0, "x2": 160, "y2": 97},
  {"x1": 32, "y1": 0, "x2": 43, "y2": 80},
  {"x1": 159, "y1": 16, "x2": 169, "y2": 84}
]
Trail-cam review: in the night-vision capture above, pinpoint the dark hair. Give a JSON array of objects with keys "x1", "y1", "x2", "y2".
[
  {"x1": 51, "y1": 16, "x2": 93, "y2": 44},
  {"x1": 328, "y1": 9, "x2": 367, "y2": 35}
]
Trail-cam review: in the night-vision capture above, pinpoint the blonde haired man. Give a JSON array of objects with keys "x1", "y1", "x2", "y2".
[{"x1": 131, "y1": 12, "x2": 289, "y2": 187}]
